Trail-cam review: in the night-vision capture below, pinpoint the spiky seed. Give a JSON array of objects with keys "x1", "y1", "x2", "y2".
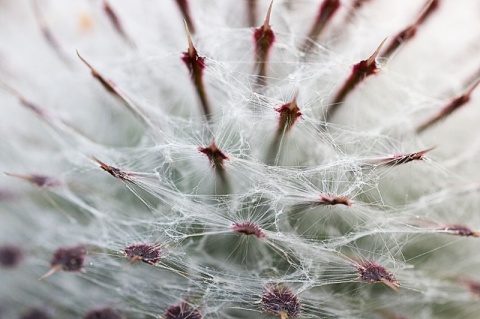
[
  {"x1": 84, "y1": 308, "x2": 122, "y2": 319},
  {"x1": 382, "y1": 0, "x2": 440, "y2": 58},
  {"x1": 4, "y1": 173, "x2": 60, "y2": 188},
  {"x1": 442, "y1": 224, "x2": 479, "y2": 237},
  {"x1": 20, "y1": 308, "x2": 51, "y2": 319},
  {"x1": 254, "y1": 1, "x2": 275, "y2": 84},
  {"x1": 365, "y1": 147, "x2": 434, "y2": 166},
  {"x1": 303, "y1": 0, "x2": 340, "y2": 53},
  {"x1": 199, "y1": 141, "x2": 228, "y2": 169},
  {"x1": 102, "y1": 0, "x2": 134, "y2": 46},
  {"x1": 355, "y1": 261, "x2": 400, "y2": 290},
  {"x1": 165, "y1": 302, "x2": 202, "y2": 319},
  {"x1": 319, "y1": 194, "x2": 352, "y2": 206},
  {"x1": 123, "y1": 244, "x2": 161, "y2": 265},
  {"x1": 39, "y1": 246, "x2": 86, "y2": 280},
  {"x1": 416, "y1": 78, "x2": 480, "y2": 133},
  {"x1": 327, "y1": 39, "x2": 386, "y2": 120},
  {"x1": 182, "y1": 22, "x2": 211, "y2": 119},
  {"x1": 232, "y1": 221, "x2": 265, "y2": 239},
  {"x1": 93, "y1": 158, "x2": 133, "y2": 182},
  {"x1": 0, "y1": 245, "x2": 23, "y2": 268},
  {"x1": 275, "y1": 95, "x2": 302, "y2": 133},
  {"x1": 261, "y1": 284, "x2": 300, "y2": 319}
]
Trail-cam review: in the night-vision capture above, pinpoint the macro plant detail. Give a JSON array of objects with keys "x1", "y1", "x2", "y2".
[{"x1": 1, "y1": 0, "x2": 480, "y2": 319}]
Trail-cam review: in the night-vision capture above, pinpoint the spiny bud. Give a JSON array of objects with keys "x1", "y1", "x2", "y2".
[
  {"x1": 261, "y1": 284, "x2": 300, "y2": 319},
  {"x1": 123, "y1": 243, "x2": 162, "y2": 265}
]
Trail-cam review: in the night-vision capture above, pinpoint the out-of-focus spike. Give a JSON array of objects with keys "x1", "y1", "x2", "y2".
[
  {"x1": 175, "y1": 0, "x2": 196, "y2": 34},
  {"x1": 199, "y1": 141, "x2": 230, "y2": 192},
  {"x1": 76, "y1": 51, "x2": 152, "y2": 127},
  {"x1": 364, "y1": 147, "x2": 434, "y2": 166},
  {"x1": 302, "y1": 0, "x2": 340, "y2": 53},
  {"x1": 4, "y1": 173, "x2": 60, "y2": 188},
  {"x1": 441, "y1": 224, "x2": 480, "y2": 237},
  {"x1": 326, "y1": 39, "x2": 386, "y2": 121},
  {"x1": 346, "y1": 0, "x2": 373, "y2": 21},
  {"x1": 38, "y1": 264, "x2": 62, "y2": 281},
  {"x1": 267, "y1": 94, "x2": 302, "y2": 165},
  {"x1": 246, "y1": 0, "x2": 258, "y2": 26},
  {"x1": 31, "y1": 0, "x2": 71, "y2": 66},
  {"x1": 382, "y1": 0, "x2": 440, "y2": 58},
  {"x1": 0, "y1": 82, "x2": 45, "y2": 116},
  {"x1": 416, "y1": 78, "x2": 480, "y2": 133},
  {"x1": 318, "y1": 193, "x2": 352, "y2": 206},
  {"x1": 181, "y1": 21, "x2": 212, "y2": 120},
  {"x1": 102, "y1": 0, "x2": 135, "y2": 47},
  {"x1": 254, "y1": 1, "x2": 276, "y2": 86}
]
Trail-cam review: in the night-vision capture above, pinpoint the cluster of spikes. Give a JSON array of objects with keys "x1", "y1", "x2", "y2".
[{"x1": 1, "y1": 0, "x2": 480, "y2": 318}]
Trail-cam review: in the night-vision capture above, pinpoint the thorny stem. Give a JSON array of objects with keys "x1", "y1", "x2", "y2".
[
  {"x1": 416, "y1": 77, "x2": 480, "y2": 133},
  {"x1": 302, "y1": 0, "x2": 340, "y2": 53},
  {"x1": 326, "y1": 39, "x2": 386, "y2": 121},
  {"x1": 267, "y1": 94, "x2": 301, "y2": 165},
  {"x1": 254, "y1": 1, "x2": 275, "y2": 86},
  {"x1": 246, "y1": 0, "x2": 258, "y2": 26},
  {"x1": 31, "y1": 0, "x2": 72, "y2": 67},
  {"x1": 182, "y1": 21, "x2": 212, "y2": 120},
  {"x1": 381, "y1": 0, "x2": 440, "y2": 58},
  {"x1": 76, "y1": 51, "x2": 153, "y2": 127},
  {"x1": 102, "y1": 0, "x2": 135, "y2": 47}
]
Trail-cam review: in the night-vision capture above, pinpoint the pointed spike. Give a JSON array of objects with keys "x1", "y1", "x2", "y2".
[
  {"x1": 264, "y1": 1, "x2": 274, "y2": 29},
  {"x1": 380, "y1": 278, "x2": 400, "y2": 292},
  {"x1": 184, "y1": 20, "x2": 195, "y2": 57},
  {"x1": 38, "y1": 264, "x2": 62, "y2": 281},
  {"x1": 416, "y1": 80, "x2": 480, "y2": 133},
  {"x1": 415, "y1": 0, "x2": 440, "y2": 25},
  {"x1": 175, "y1": 0, "x2": 196, "y2": 34},
  {"x1": 366, "y1": 37, "x2": 387, "y2": 66},
  {"x1": 102, "y1": 0, "x2": 135, "y2": 47}
]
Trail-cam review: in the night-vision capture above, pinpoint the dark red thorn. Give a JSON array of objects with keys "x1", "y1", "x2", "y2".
[
  {"x1": 261, "y1": 284, "x2": 301, "y2": 319},
  {"x1": 181, "y1": 22, "x2": 211, "y2": 119},
  {"x1": 364, "y1": 147, "x2": 434, "y2": 166},
  {"x1": 246, "y1": 0, "x2": 258, "y2": 26},
  {"x1": 76, "y1": 51, "x2": 150, "y2": 126},
  {"x1": 302, "y1": 0, "x2": 340, "y2": 53},
  {"x1": 416, "y1": 78, "x2": 480, "y2": 133},
  {"x1": 93, "y1": 157, "x2": 133, "y2": 182},
  {"x1": 267, "y1": 94, "x2": 302, "y2": 164},
  {"x1": 102, "y1": 0, "x2": 135, "y2": 47},
  {"x1": 4, "y1": 172, "x2": 60, "y2": 188},
  {"x1": 382, "y1": 0, "x2": 440, "y2": 58},
  {"x1": 31, "y1": 0, "x2": 71, "y2": 66},
  {"x1": 165, "y1": 302, "x2": 202, "y2": 319},
  {"x1": 20, "y1": 308, "x2": 51, "y2": 319},
  {"x1": 175, "y1": 0, "x2": 196, "y2": 34},
  {"x1": 199, "y1": 141, "x2": 229, "y2": 169},
  {"x1": 123, "y1": 243, "x2": 162, "y2": 265},
  {"x1": 231, "y1": 221, "x2": 265, "y2": 239},
  {"x1": 39, "y1": 245, "x2": 86, "y2": 280},
  {"x1": 318, "y1": 194, "x2": 352, "y2": 206},
  {"x1": 327, "y1": 39, "x2": 386, "y2": 121},
  {"x1": 354, "y1": 261, "x2": 400, "y2": 291},
  {"x1": 441, "y1": 224, "x2": 479, "y2": 237},
  {"x1": 0, "y1": 245, "x2": 23, "y2": 268},
  {"x1": 254, "y1": 1, "x2": 275, "y2": 85}
]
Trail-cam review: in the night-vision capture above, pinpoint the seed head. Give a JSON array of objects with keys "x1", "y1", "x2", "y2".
[
  {"x1": 123, "y1": 244, "x2": 161, "y2": 265},
  {"x1": 84, "y1": 308, "x2": 122, "y2": 319},
  {"x1": 261, "y1": 284, "x2": 300, "y2": 319},
  {"x1": 164, "y1": 302, "x2": 202, "y2": 319},
  {"x1": 39, "y1": 245, "x2": 86, "y2": 280},
  {"x1": 231, "y1": 221, "x2": 265, "y2": 239},
  {"x1": 0, "y1": 245, "x2": 23, "y2": 268},
  {"x1": 355, "y1": 261, "x2": 400, "y2": 291}
]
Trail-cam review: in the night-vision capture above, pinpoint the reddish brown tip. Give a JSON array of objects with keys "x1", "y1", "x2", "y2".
[
  {"x1": 261, "y1": 284, "x2": 301, "y2": 318},
  {"x1": 231, "y1": 221, "x2": 265, "y2": 239},
  {"x1": 254, "y1": 1, "x2": 276, "y2": 85},
  {"x1": 175, "y1": 0, "x2": 196, "y2": 34},
  {"x1": 93, "y1": 157, "x2": 132, "y2": 181},
  {"x1": 355, "y1": 261, "x2": 400, "y2": 291},
  {"x1": 4, "y1": 172, "x2": 60, "y2": 188}
]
